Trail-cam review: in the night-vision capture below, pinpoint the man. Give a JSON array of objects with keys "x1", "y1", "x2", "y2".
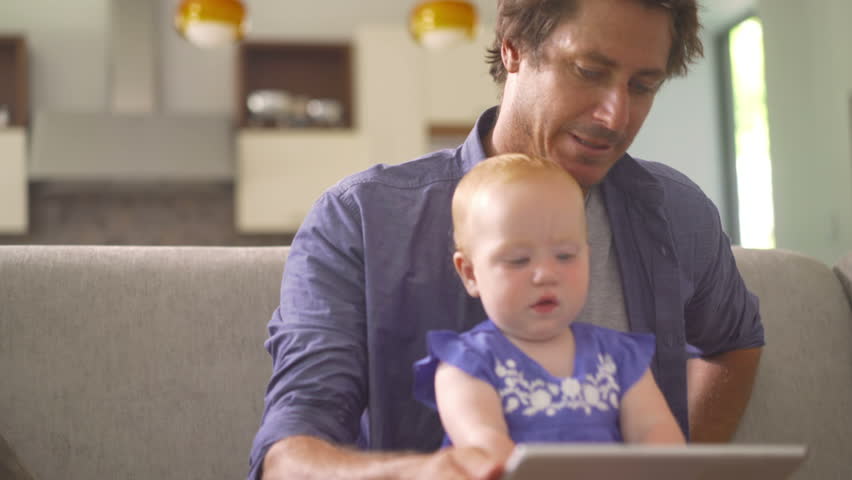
[{"x1": 249, "y1": 0, "x2": 765, "y2": 479}]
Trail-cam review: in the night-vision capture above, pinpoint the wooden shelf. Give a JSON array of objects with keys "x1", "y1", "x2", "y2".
[
  {"x1": 428, "y1": 123, "x2": 473, "y2": 137},
  {"x1": 0, "y1": 36, "x2": 28, "y2": 127},
  {"x1": 236, "y1": 41, "x2": 353, "y2": 129}
]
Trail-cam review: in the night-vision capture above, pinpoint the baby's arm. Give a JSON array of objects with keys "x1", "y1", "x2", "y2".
[
  {"x1": 434, "y1": 361, "x2": 516, "y2": 463},
  {"x1": 619, "y1": 368, "x2": 687, "y2": 444}
]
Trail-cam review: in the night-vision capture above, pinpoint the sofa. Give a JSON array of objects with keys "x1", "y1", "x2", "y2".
[
  {"x1": 1, "y1": 245, "x2": 851, "y2": 479},
  {"x1": 836, "y1": 251, "x2": 852, "y2": 304}
]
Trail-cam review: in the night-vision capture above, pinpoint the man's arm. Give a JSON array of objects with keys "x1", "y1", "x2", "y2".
[
  {"x1": 250, "y1": 188, "x2": 501, "y2": 480},
  {"x1": 686, "y1": 347, "x2": 762, "y2": 442},
  {"x1": 262, "y1": 436, "x2": 502, "y2": 480},
  {"x1": 678, "y1": 187, "x2": 764, "y2": 443}
]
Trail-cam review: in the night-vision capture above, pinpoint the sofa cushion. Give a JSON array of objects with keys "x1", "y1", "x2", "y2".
[
  {"x1": 0, "y1": 246, "x2": 288, "y2": 480},
  {"x1": 732, "y1": 247, "x2": 852, "y2": 479}
]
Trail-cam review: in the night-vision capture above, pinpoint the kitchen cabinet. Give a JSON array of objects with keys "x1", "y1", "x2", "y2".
[
  {"x1": 0, "y1": 128, "x2": 28, "y2": 233},
  {"x1": 236, "y1": 130, "x2": 369, "y2": 233},
  {"x1": 0, "y1": 36, "x2": 28, "y2": 127},
  {"x1": 234, "y1": 25, "x2": 497, "y2": 233},
  {"x1": 237, "y1": 42, "x2": 353, "y2": 129},
  {"x1": 235, "y1": 27, "x2": 426, "y2": 233}
]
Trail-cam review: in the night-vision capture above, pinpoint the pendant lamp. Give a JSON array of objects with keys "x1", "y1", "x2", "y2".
[
  {"x1": 409, "y1": 1, "x2": 478, "y2": 50},
  {"x1": 175, "y1": 0, "x2": 247, "y2": 48}
]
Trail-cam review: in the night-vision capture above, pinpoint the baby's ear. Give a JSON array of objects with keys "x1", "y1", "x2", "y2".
[{"x1": 453, "y1": 251, "x2": 480, "y2": 297}]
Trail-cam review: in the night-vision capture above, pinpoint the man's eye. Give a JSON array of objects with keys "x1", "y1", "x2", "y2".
[
  {"x1": 556, "y1": 253, "x2": 575, "y2": 262},
  {"x1": 630, "y1": 80, "x2": 661, "y2": 95},
  {"x1": 575, "y1": 65, "x2": 604, "y2": 80}
]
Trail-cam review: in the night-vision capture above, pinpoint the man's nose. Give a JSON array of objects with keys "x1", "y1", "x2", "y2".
[{"x1": 591, "y1": 86, "x2": 630, "y2": 133}]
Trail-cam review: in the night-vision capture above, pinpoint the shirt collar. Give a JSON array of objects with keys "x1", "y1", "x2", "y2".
[
  {"x1": 603, "y1": 153, "x2": 665, "y2": 209},
  {"x1": 459, "y1": 106, "x2": 499, "y2": 174}
]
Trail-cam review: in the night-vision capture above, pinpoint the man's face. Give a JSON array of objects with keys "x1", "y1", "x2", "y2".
[{"x1": 497, "y1": 0, "x2": 673, "y2": 189}]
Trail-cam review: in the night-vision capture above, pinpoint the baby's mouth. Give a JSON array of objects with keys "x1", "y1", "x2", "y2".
[{"x1": 531, "y1": 296, "x2": 558, "y2": 313}]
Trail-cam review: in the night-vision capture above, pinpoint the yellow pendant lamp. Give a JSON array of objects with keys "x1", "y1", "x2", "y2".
[
  {"x1": 175, "y1": 0, "x2": 247, "y2": 48},
  {"x1": 410, "y1": 1, "x2": 478, "y2": 50}
]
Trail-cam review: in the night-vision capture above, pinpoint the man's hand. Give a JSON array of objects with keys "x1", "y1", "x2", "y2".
[
  {"x1": 687, "y1": 347, "x2": 762, "y2": 442},
  {"x1": 261, "y1": 436, "x2": 503, "y2": 480}
]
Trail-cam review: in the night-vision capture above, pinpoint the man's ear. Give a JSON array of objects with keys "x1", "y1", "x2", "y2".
[
  {"x1": 501, "y1": 38, "x2": 522, "y2": 74},
  {"x1": 453, "y1": 251, "x2": 480, "y2": 297}
]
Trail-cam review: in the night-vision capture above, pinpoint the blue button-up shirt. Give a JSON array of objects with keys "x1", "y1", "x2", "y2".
[{"x1": 248, "y1": 107, "x2": 764, "y2": 478}]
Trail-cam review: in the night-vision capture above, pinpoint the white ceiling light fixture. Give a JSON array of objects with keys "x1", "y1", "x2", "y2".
[
  {"x1": 175, "y1": 0, "x2": 248, "y2": 48},
  {"x1": 409, "y1": 1, "x2": 478, "y2": 50}
]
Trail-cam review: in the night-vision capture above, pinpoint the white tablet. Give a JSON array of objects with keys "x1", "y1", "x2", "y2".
[{"x1": 501, "y1": 443, "x2": 808, "y2": 480}]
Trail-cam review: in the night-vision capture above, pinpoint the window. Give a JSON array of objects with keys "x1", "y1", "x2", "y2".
[{"x1": 720, "y1": 16, "x2": 775, "y2": 248}]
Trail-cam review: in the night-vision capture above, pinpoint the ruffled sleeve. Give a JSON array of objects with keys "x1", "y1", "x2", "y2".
[
  {"x1": 613, "y1": 331, "x2": 656, "y2": 394},
  {"x1": 412, "y1": 329, "x2": 493, "y2": 409}
]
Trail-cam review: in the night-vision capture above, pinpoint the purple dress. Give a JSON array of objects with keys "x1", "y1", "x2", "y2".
[{"x1": 413, "y1": 320, "x2": 655, "y2": 443}]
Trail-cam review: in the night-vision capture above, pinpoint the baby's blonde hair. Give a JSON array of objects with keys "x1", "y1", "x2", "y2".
[{"x1": 452, "y1": 153, "x2": 584, "y2": 253}]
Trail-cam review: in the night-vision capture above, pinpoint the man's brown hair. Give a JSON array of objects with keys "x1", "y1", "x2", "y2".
[{"x1": 485, "y1": 0, "x2": 704, "y2": 84}]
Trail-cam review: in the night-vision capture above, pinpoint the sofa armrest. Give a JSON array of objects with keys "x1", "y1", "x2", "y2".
[
  {"x1": 833, "y1": 251, "x2": 852, "y2": 308},
  {"x1": 732, "y1": 247, "x2": 852, "y2": 479},
  {"x1": 0, "y1": 432, "x2": 35, "y2": 480}
]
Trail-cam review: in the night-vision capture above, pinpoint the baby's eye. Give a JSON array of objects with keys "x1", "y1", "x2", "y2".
[
  {"x1": 506, "y1": 257, "x2": 530, "y2": 266},
  {"x1": 556, "y1": 253, "x2": 575, "y2": 262}
]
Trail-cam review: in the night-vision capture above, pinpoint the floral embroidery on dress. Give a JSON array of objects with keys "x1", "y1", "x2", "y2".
[{"x1": 496, "y1": 354, "x2": 620, "y2": 416}]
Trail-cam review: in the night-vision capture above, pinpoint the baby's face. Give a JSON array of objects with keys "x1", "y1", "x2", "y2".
[{"x1": 459, "y1": 176, "x2": 589, "y2": 342}]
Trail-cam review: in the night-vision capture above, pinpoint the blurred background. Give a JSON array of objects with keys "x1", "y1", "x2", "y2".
[{"x1": 0, "y1": 0, "x2": 849, "y2": 265}]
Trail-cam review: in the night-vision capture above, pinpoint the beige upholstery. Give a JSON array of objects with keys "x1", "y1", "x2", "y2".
[
  {"x1": 0, "y1": 246, "x2": 287, "y2": 480},
  {"x1": 1, "y1": 245, "x2": 850, "y2": 479},
  {"x1": 0, "y1": 431, "x2": 34, "y2": 480},
  {"x1": 834, "y1": 251, "x2": 852, "y2": 308},
  {"x1": 732, "y1": 247, "x2": 852, "y2": 479}
]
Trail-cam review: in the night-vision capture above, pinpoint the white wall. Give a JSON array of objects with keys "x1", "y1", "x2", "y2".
[
  {"x1": 759, "y1": 0, "x2": 852, "y2": 265},
  {"x1": 160, "y1": 0, "x2": 235, "y2": 115},
  {"x1": 0, "y1": 0, "x2": 109, "y2": 113}
]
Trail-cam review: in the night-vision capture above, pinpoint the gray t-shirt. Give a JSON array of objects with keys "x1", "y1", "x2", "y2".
[{"x1": 576, "y1": 186, "x2": 629, "y2": 332}]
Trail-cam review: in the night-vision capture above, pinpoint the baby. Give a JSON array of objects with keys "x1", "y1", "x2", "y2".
[{"x1": 413, "y1": 153, "x2": 684, "y2": 463}]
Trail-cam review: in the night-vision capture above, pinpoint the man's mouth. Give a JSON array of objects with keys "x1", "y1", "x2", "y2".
[{"x1": 572, "y1": 133, "x2": 611, "y2": 151}]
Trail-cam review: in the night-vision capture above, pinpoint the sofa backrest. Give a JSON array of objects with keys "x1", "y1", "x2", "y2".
[
  {"x1": 2, "y1": 246, "x2": 851, "y2": 479},
  {"x1": 0, "y1": 246, "x2": 288, "y2": 480},
  {"x1": 732, "y1": 247, "x2": 852, "y2": 479}
]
